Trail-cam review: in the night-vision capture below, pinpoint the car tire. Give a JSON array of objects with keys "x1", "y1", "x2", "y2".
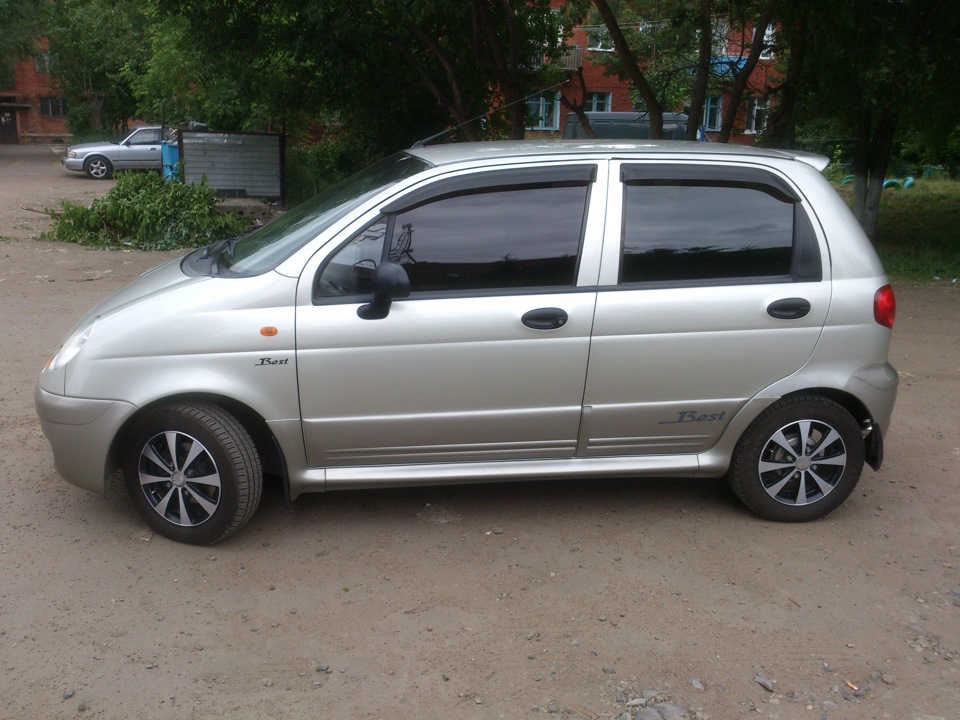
[
  {"x1": 122, "y1": 403, "x2": 262, "y2": 544},
  {"x1": 84, "y1": 156, "x2": 113, "y2": 180},
  {"x1": 728, "y1": 395, "x2": 864, "y2": 522}
]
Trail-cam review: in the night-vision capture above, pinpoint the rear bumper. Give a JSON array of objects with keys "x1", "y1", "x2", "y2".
[
  {"x1": 845, "y1": 362, "x2": 898, "y2": 470},
  {"x1": 35, "y1": 385, "x2": 137, "y2": 493}
]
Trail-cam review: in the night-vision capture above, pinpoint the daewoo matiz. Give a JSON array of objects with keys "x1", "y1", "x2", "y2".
[{"x1": 36, "y1": 141, "x2": 898, "y2": 544}]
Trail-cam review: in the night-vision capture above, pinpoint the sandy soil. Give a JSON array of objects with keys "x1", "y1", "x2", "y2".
[{"x1": 1, "y1": 145, "x2": 958, "y2": 720}]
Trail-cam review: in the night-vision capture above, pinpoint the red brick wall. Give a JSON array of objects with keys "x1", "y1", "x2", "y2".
[{"x1": 1, "y1": 50, "x2": 69, "y2": 142}]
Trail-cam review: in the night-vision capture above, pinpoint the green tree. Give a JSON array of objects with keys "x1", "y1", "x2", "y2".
[
  {"x1": 152, "y1": 0, "x2": 566, "y2": 150},
  {"x1": 568, "y1": 0, "x2": 723, "y2": 140},
  {"x1": 714, "y1": 0, "x2": 778, "y2": 143},
  {"x1": 0, "y1": 0, "x2": 51, "y2": 60},
  {"x1": 772, "y1": 0, "x2": 960, "y2": 238},
  {"x1": 46, "y1": 0, "x2": 150, "y2": 134}
]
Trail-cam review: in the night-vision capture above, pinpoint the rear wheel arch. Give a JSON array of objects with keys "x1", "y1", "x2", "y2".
[
  {"x1": 780, "y1": 388, "x2": 882, "y2": 470},
  {"x1": 728, "y1": 392, "x2": 867, "y2": 522}
]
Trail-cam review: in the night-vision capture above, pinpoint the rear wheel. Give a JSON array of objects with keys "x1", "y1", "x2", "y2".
[
  {"x1": 84, "y1": 156, "x2": 112, "y2": 179},
  {"x1": 122, "y1": 403, "x2": 262, "y2": 544},
  {"x1": 728, "y1": 395, "x2": 864, "y2": 522}
]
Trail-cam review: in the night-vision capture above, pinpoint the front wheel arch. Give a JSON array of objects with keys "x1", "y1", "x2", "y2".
[
  {"x1": 121, "y1": 401, "x2": 265, "y2": 544},
  {"x1": 114, "y1": 394, "x2": 283, "y2": 478},
  {"x1": 83, "y1": 155, "x2": 113, "y2": 179}
]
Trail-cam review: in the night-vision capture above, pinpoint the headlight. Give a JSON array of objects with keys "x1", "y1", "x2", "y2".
[
  {"x1": 68, "y1": 150, "x2": 77, "y2": 158},
  {"x1": 49, "y1": 317, "x2": 99, "y2": 371}
]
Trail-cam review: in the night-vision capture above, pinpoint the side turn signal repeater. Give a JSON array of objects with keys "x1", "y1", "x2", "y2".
[{"x1": 260, "y1": 327, "x2": 279, "y2": 337}]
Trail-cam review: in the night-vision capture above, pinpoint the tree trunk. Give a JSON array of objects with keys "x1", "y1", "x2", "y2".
[
  {"x1": 471, "y1": 0, "x2": 527, "y2": 140},
  {"x1": 851, "y1": 105, "x2": 898, "y2": 239},
  {"x1": 593, "y1": 0, "x2": 663, "y2": 138},
  {"x1": 559, "y1": 68, "x2": 596, "y2": 139},
  {"x1": 717, "y1": 0, "x2": 777, "y2": 143},
  {"x1": 686, "y1": 0, "x2": 714, "y2": 140},
  {"x1": 760, "y1": 11, "x2": 808, "y2": 148},
  {"x1": 394, "y1": 25, "x2": 483, "y2": 141}
]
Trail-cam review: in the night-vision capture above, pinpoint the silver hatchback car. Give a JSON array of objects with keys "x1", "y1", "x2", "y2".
[{"x1": 36, "y1": 141, "x2": 898, "y2": 544}]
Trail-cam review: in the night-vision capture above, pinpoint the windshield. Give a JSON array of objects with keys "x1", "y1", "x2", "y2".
[{"x1": 193, "y1": 152, "x2": 430, "y2": 277}]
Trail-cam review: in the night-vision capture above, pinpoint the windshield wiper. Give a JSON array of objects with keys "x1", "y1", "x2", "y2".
[
  {"x1": 211, "y1": 235, "x2": 242, "y2": 274},
  {"x1": 200, "y1": 234, "x2": 236, "y2": 260}
]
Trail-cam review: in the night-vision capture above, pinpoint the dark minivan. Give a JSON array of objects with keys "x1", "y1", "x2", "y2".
[{"x1": 562, "y1": 111, "x2": 697, "y2": 140}]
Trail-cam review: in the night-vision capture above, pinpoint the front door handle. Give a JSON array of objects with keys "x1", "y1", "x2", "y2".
[
  {"x1": 767, "y1": 297, "x2": 811, "y2": 319},
  {"x1": 521, "y1": 307, "x2": 568, "y2": 330}
]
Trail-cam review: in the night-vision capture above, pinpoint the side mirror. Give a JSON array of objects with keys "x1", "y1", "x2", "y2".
[{"x1": 357, "y1": 262, "x2": 410, "y2": 320}]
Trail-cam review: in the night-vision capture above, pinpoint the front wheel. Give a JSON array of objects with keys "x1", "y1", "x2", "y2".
[
  {"x1": 122, "y1": 403, "x2": 262, "y2": 544},
  {"x1": 84, "y1": 156, "x2": 113, "y2": 179},
  {"x1": 728, "y1": 395, "x2": 865, "y2": 522}
]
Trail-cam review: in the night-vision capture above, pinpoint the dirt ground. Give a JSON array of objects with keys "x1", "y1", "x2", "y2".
[{"x1": 1, "y1": 144, "x2": 958, "y2": 720}]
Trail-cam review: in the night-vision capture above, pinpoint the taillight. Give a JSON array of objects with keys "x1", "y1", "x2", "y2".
[{"x1": 874, "y1": 284, "x2": 896, "y2": 328}]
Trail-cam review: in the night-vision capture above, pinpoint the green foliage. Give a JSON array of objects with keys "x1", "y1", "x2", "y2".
[
  {"x1": 0, "y1": 0, "x2": 53, "y2": 61},
  {"x1": 284, "y1": 135, "x2": 379, "y2": 208},
  {"x1": 42, "y1": 172, "x2": 247, "y2": 251},
  {"x1": 821, "y1": 145, "x2": 848, "y2": 184},
  {"x1": 46, "y1": 0, "x2": 151, "y2": 133},
  {"x1": 835, "y1": 179, "x2": 960, "y2": 283},
  {"x1": 583, "y1": 1, "x2": 702, "y2": 111}
]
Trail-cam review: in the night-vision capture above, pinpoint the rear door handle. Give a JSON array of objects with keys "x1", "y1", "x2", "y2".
[
  {"x1": 767, "y1": 297, "x2": 811, "y2": 319},
  {"x1": 521, "y1": 307, "x2": 568, "y2": 330}
]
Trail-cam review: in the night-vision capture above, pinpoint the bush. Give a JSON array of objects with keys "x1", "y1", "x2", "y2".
[
  {"x1": 43, "y1": 172, "x2": 248, "y2": 251},
  {"x1": 285, "y1": 135, "x2": 379, "y2": 207}
]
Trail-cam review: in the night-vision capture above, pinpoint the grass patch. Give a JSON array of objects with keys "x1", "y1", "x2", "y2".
[
  {"x1": 42, "y1": 171, "x2": 248, "y2": 251},
  {"x1": 836, "y1": 178, "x2": 960, "y2": 283}
]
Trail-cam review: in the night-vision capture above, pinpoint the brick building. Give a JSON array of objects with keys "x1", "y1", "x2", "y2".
[
  {"x1": 1, "y1": 44, "x2": 69, "y2": 144},
  {"x1": 527, "y1": 6, "x2": 777, "y2": 143}
]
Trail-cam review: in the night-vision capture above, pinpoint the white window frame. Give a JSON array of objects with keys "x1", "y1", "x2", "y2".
[
  {"x1": 702, "y1": 96, "x2": 722, "y2": 132},
  {"x1": 759, "y1": 25, "x2": 776, "y2": 60},
  {"x1": 526, "y1": 92, "x2": 560, "y2": 131},
  {"x1": 587, "y1": 26, "x2": 615, "y2": 52},
  {"x1": 712, "y1": 18, "x2": 729, "y2": 56},
  {"x1": 584, "y1": 92, "x2": 612, "y2": 113},
  {"x1": 745, "y1": 96, "x2": 769, "y2": 134}
]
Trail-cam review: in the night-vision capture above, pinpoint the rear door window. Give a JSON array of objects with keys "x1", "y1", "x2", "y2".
[{"x1": 619, "y1": 165, "x2": 820, "y2": 284}]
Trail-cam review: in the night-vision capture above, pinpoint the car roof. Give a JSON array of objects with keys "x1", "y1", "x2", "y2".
[{"x1": 406, "y1": 140, "x2": 829, "y2": 172}]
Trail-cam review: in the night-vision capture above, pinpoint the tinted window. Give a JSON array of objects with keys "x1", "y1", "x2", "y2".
[
  {"x1": 316, "y1": 219, "x2": 388, "y2": 297},
  {"x1": 206, "y1": 153, "x2": 429, "y2": 277},
  {"x1": 390, "y1": 184, "x2": 589, "y2": 293},
  {"x1": 622, "y1": 182, "x2": 795, "y2": 283}
]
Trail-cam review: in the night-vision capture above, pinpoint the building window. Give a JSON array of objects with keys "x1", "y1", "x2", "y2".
[
  {"x1": 712, "y1": 18, "x2": 729, "y2": 56},
  {"x1": 584, "y1": 92, "x2": 611, "y2": 112},
  {"x1": 759, "y1": 25, "x2": 776, "y2": 60},
  {"x1": 35, "y1": 52, "x2": 52, "y2": 74},
  {"x1": 746, "y1": 96, "x2": 769, "y2": 134},
  {"x1": 526, "y1": 92, "x2": 560, "y2": 131},
  {"x1": 587, "y1": 26, "x2": 614, "y2": 52},
  {"x1": 39, "y1": 96, "x2": 66, "y2": 117},
  {"x1": 702, "y1": 96, "x2": 722, "y2": 131}
]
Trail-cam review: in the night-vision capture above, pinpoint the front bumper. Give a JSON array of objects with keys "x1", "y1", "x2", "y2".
[
  {"x1": 62, "y1": 156, "x2": 84, "y2": 172},
  {"x1": 35, "y1": 386, "x2": 137, "y2": 493}
]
